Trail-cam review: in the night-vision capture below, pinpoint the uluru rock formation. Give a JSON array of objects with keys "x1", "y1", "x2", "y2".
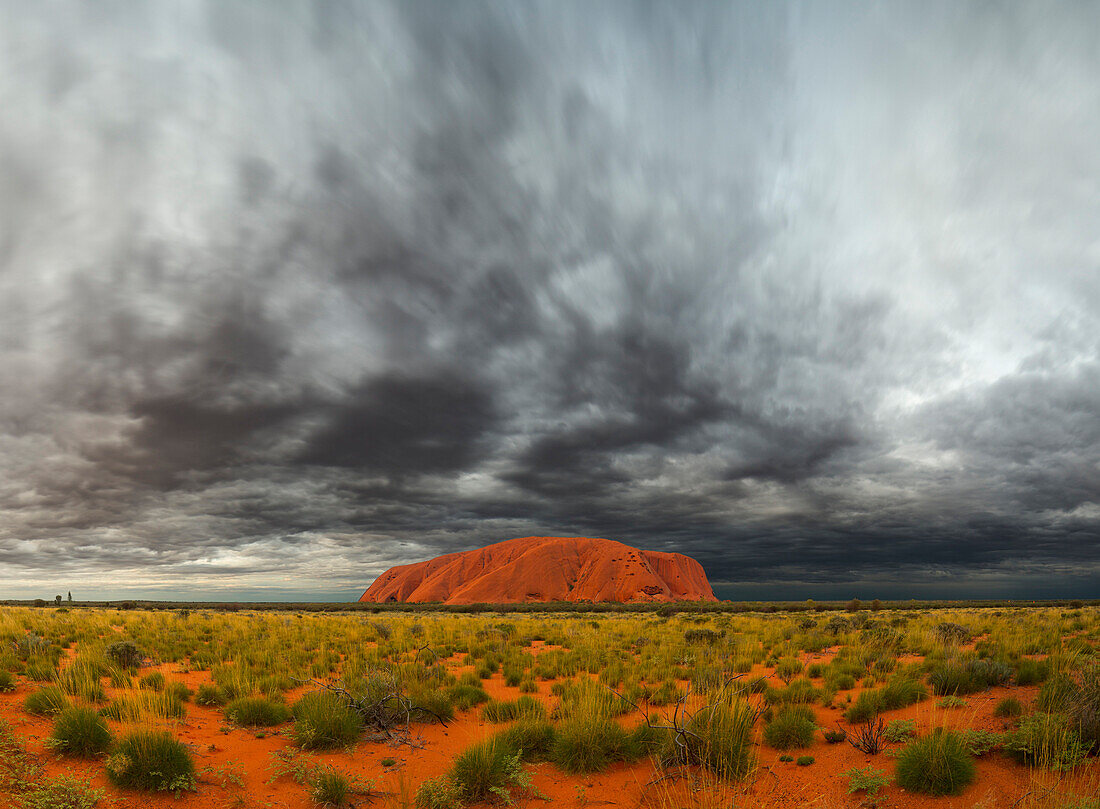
[{"x1": 359, "y1": 536, "x2": 717, "y2": 604}]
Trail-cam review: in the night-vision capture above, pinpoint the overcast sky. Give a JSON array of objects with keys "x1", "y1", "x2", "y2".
[{"x1": 1, "y1": 1, "x2": 1097, "y2": 601}]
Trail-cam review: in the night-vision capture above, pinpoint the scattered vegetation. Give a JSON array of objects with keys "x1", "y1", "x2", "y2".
[
  {"x1": 291, "y1": 691, "x2": 363, "y2": 751},
  {"x1": 763, "y1": 705, "x2": 816, "y2": 749},
  {"x1": 842, "y1": 765, "x2": 888, "y2": 797},
  {"x1": 894, "y1": 729, "x2": 976, "y2": 796},
  {"x1": 105, "y1": 730, "x2": 196, "y2": 793},
  {"x1": 47, "y1": 707, "x2": 113, "y2": 758},
  {"x1": 0, "y1": 600, "x2": 1097, "y2": 807},
  {"x1": 226, "y1": 696, "x2": 292, "y2": 727}
]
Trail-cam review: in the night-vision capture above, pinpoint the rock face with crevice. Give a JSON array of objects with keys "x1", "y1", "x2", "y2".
[{"x1": 358, "y1": 536, "x2": 717, "y2": 604}]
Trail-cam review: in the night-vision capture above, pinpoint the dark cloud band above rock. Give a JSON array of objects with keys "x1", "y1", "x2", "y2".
[{"x1": 0, "y1": 0, "x2": 1097, "y2": 599}]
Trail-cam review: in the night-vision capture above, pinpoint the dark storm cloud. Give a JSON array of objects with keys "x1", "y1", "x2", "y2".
[
  {"x1": 0, "y1": 0, "x2": 1097, "y2": 598},
  {"x1": 298, "y1": 373, "x2": 498, "y2": 474}
]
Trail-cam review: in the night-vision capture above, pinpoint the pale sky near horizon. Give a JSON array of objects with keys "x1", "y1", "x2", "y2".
[{"x1": 0, "y1": 1, "x2": 1097, "y2": 601}]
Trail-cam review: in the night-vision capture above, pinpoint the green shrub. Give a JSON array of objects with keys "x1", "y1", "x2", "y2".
[
  {"x1": 23, "y1": 659, "x2": 57, "y2": 682},
  {"x1": 481, "y1": 696, "x2": 546, "y2": 723},
  {"x1": 1003, "y1": 713, "x2": 1086, "y2": 771},
  {"x1": 408, "y1": 687, "x2": 455, "y2": 724},
  {"x1": 930, "y1": 658, "x2": 1012, "y2": 696},
  {"x1": 104, "y1": 641, "x2": 142, "y2": 670},
  {"x1": 932, "y1": 622, "x2": 971, "y2": 645},
  {"x1": 960, "y1": 729, "x2": 1002, "y2": 757},
  {"x1": 881, "y1": 678, "x2": 927, "y2": 710},
  {"x1": 1069, "y1": 665, "x2": 1100, "y2": 754},
  {"x1": 938, "y1": 695, "x2": 968, "y2": 709},
  {"x1": 648, "y1": 680, "x2": 683, "y2": 706},
  {"x1": 796, "y1": 755, "x2": 814, "y2": 765},
  {"x1": 448, "y1": 683, "x2": 491, "y2": 711},
  {"x1": 415, "y1": 776, "x2": 462, "y2": 809},
  {"x1": 449, "y1": 738, "x2": 534, "y2": 804},
  {"x1": 822, "y1": 727, "x2": 847, "y2": 744},
  {"x1": 0, "y1": 671, "x2": 13, "y2": 693},
  {"x1": 99, "y1": 691, "x2": 185, "y2": 721},
  {"x1": 930, "y1": 662, "x2": 979, "y2": 695},
  {"x1": 226, "y1": 696, "x2": 291, "y2": 727},
  {"x1": 774, "y1": 658, "x2": 803, "y2": 682},
  {"x1": 310, "y1": 767, "x2": 351, "y2": 806},
  {"x1": 47, "y1": 707, "x2": 112, "y2": 758},
  {"x1": 20, "y1": 775, "x2": 104, "y2": 809},
  {"x1": 494, "y1": 719, "x2": 557, "y2": 762},
  {"x1": 106, "y1": 730, "x2": 196, "y2": 792},
  {"x1": 844, "y1": 690, "x2": 885, "y2": 724},
  {"x1": 24, "y1": 686, "x2": 69, "y2": 716},
  {"x1": 894, "y1": 730, "x2": 976, "y2": 796},
  {"x1": 196, "y1": 683, "x2": 227, "y2": 706},
  {"x1": 763, "y1": 705, "x2": 816, "y2": 750},
  {"x1": 883, "y1": 719, "x2": 916, "y2": 743},
  {"x1": 1036, "y1": 674, "x2": 1075, "y2": 713},
  {"x1": 139, "y1": 671, "x2": 165, "y2": 691},
  {"x1": 1015, "y1": 659, "x2": 1050, "y2": 686},
  {"x1": 551, "y1": 716, "x2": 634, "y2": 773},
  {"x1": 663, "y1": 700, "x2": 757, "y2": 781},
  {"x1": 994, "y1": 697, "x2": 1024, "y2": 718},
  {"x1": 684, "y1": 628, "x2": 722, "y2": 645},
  {"x1": 842, "y1": 766, "x2": 887, "y2": 796},
  {"x1": 291, "y1": 692, "x2": 362, "y2": 750},
  {"x1": 166, "y1": 680, "x2": 193, "y2": 703}
]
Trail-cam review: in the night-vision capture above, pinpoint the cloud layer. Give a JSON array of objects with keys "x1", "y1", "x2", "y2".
[{"x1": 1, "y1": 1, "x2": 1097, "y2": 599}]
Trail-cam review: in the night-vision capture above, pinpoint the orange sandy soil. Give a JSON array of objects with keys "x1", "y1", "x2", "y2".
[{"x1": 1, "y1": 643, "x2": 1097, "y2": 809}]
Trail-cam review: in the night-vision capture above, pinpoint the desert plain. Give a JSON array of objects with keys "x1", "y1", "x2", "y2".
[{"x1": 1, "y1": 602, "x2": 1098, "y2": 809}]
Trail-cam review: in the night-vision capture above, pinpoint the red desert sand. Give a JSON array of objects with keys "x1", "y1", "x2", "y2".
[{"x1": 359, "y1": 536, "x2": 717, "y2": 604}]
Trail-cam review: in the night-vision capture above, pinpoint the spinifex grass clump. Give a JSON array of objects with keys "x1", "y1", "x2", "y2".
[
  {"x1": 292, "y1": 691, "x2": 363, "y2": 750},
  {"x1": 23, "y1": 685, "x2": 69, "y2": 716},
  {"x1": 449, "y1": 738, "x2": 535, "y2": 804},
  {"x1": 47, "y1": 707, "x2": 112, "y2": 758},
  {"x1": 550, "y1": 713, "x2": 636, "y2": 773},
  {"x1": 416, "y1": 737, "x2": 536, "y2": 808},
  {"x1": 894, "y1": 729, "x2": 976, "y2": 796},
  {"x1": 661, "y1": 699, "x2": 757, "y2": 781},
  {"x1": 448, "y1": 683, "x2": 491, "y2": 711},
  {"x1": 880, "y1": 677, "x2": 928, "y2": 709},
  {"x1": 0, "y1": 671, "x2": 13, "y2": 692},
  {"x1": 139, "y1": 671, "x2": 165, "y2": 691},
  {"x1": 844, "y1": 690, "x2": 885, "y2": 723},
  {"x1": 1015, "y1": 658, "x2": 1050, "y2": 686},
  {"x1": 196, "y1": 683, "x2": 227, "y2": 706},
  {"x1": 554, "y1": 678, "x2": 632, "y2": 719},
  {"x1": 1068, "y1": 664, "x2": 1100, "y2": 753},
  {"x1": 494, "y1": 718, "x2": 557, "y2": 761},
  {"x1": 480, "y1": 695, "x2": 546, "y2": 723},
  {"x1": 100, "y1": 690, "x2": 185, "y2": 721},
  {"x1": 929, "y1": 657, "x2": 1013, "y2": 696},
  {"x1": 763, "y1": 705, "x2": 816, "y2": 749},
  {"x1": 1003, "y1": 713, "x2": 1087, "y2": 771},
  {"x1": 226, "y1": 696, "x2": 292, "y2": 727},
  {"x1": 106, "y1": 730, "x2": 196, "y2": 793}
]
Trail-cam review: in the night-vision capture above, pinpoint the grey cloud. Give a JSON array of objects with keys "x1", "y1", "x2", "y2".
[{"x1": 0, "y1": 1, "x2": 1097, "y2": 599}]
